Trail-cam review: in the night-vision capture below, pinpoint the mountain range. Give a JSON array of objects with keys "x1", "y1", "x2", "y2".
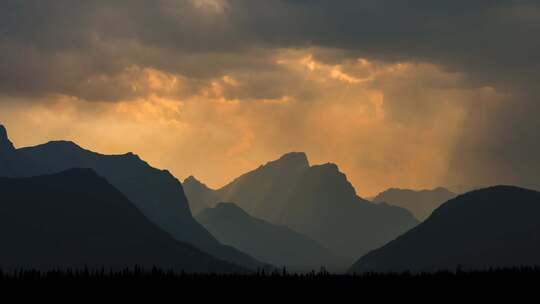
[
  {"x1": 7, "y1": 123, "x2": 535, "y2": 274},
  {"x1": 0, "y1": 125, "x2": 265, "y2": 271},
  {"x1": 372, "y1": 187, "x2": 456, "y2": 221},
  {"x1": 184, "y1": 152, "x2": 419, "y2": 261},
  {"x1": 0, "y1": 169, "x2": 245, "y2": 273},
  {"x1": 197, "y1": 202, "x2": 341, "y2": 272},
  {"x1": 350, "y1": 186, "x2": 540, "y2": 273}
]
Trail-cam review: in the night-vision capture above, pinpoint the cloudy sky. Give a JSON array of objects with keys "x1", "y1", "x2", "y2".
[{"x1": 1, "y1": 0, "x2": 539, "y2": 196}]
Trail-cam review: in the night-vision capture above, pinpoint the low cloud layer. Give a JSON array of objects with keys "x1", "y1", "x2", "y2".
[{"x1": 1, "y1": 1, "x2": 539, "y2": 194}]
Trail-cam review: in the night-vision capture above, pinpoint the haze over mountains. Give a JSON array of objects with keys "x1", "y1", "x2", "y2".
[
  {"x1": 197, "y1": 202, "x2": 341, "y2": 272},
  {"x1": 0, "y1": 125, "x2": 265, "y2": 271},
  {"x1": 1, "y1": 0, "x2": 539, "y2": 280},
  {"x1": 350, "y1": 186, "x2": 540, "y2": 273},
  {"x1": 0, "y1": 169, "x2": 245, "y2": 273},
  {"x1": 373, "y1": 187, "x2": 456, "y2": 221},
  {"x1": 184, "y1": 152, "x2": 419, "y2": 262},
  {"x1": 4, "y1": 122, "x2": 539, "y2": 274}
]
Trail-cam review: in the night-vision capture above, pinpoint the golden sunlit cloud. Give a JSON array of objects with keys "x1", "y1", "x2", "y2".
[{"x1": 0, "y1": 48, "x2": 504, "y2": 196}]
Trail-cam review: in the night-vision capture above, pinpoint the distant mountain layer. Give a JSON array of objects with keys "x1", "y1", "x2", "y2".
[
  {"x1": 350, "y1": 186, "x2": 540, "y2": 273},
  {"x1": 215, "y1": 152, "x2": 310, "y2": 223},
  {"x1": 373, "y1": 187, "x2": 456, "y2": 221},
  {"x1": 0, "y1": 169, "x2": 245, "y2": 273},
  {"x1": 184, "y1": 176, "x2": 220, "y2": 215},
  {"x1": 0, "y1": 124, "x2": 265, "y2": 270},
  {"x1": 185, "y1": 152, "x2": 419, "y2": 261},
  {"x1": 197, "y1": 203, "x2": 342, "y2": 272}
]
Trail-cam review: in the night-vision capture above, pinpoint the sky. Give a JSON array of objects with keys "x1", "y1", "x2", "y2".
[{"x1": 0, "y1": 0, "x2": 539, "y2": 196}]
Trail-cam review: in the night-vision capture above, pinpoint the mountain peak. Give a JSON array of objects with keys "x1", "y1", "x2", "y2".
[
  {"x1": 307, "y1": 163, "x2": 343, "y2": 178},
  {"x1": 184, "y1": 175, "x2": 214, "y2": 191},
  {"x1": 44, "y1": 140, "x2": 84, "y2": 151},
  {"x1": 431, "y1": 186, "x2": 454, "y2": 194},
  {"x1": 123, "y1": 151, "x2": 142, "y2": 160},
  {"x1": 313, "y1": 162, "x2": 339, "y2": 171},
  {"x1": 277, "y1": 152, "x2": 309, "y2": 167},
  {"x1": 0, "y1": 124, "x2": 7, "y2": 138},
  {"x1": 0, "y1": 124, "x2": 15, "y2": 151},
  {"x1": 184, "y1": 175, "x2": 202, "y2": 184}
]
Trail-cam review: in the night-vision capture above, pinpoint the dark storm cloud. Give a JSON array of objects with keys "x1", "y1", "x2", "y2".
[
  {"x1": 2, "y1": 0, "x2": 539, "y2": 97},
  {"x1": 234, "y1": 0, "x2": 540, "y2": 88}
]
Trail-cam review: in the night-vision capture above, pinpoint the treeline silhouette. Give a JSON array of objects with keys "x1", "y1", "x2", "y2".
[
  {"x1": 1, "y1": 267, "x2": 538, "y2": 299},
  {"x1": 2, "y1": 266, "x2": 540, "y2": 283}
]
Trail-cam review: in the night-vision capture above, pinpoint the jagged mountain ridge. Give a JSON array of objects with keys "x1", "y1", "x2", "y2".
[
  {"x1": 215, "y1": 152, "x2": 310, "y2": 223},
  {"x1": 184, "y1": 152, "x2": 419, "y2": 261}
]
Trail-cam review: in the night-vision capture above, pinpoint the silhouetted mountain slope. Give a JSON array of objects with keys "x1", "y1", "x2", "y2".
[
  {"x1": 216, "y1": 152, "x2": 310, "y2": 222},
  {"x1": 185, "y1": 153, "x2": 419, "y2": 262},
  {"x1": 0, "y1": 125, "x2": 14, "y2": 152},
  {"x1": 184, "y1": 176, "x2": 220, "y2": 215},
  {"x1": 0, "y1": 125, "x2": 40, "y2": 177},
  {"x1": 373, "y1": 187, "x2": 456, "y2": 221},
  {"x1": 184, "y1": 153, "x2": 308, "y2": 222},
  {"x1": 196, "y1": 202, "x2": 342, "y2": 272},
  {"x1": 0, "y1": 125, "x2": 17, "y2": 177},
  {"x1": 281, "y1": 163, "x2": 418, "y2": 260},
  {"x1": 349, "y1": 186, "x2": 540, "y2": 273},
  {"x1": 0, "y1": 169, "x2": 246, "y2": 273},
  {"x1": 11, "y1": 138, "x2": 264, "y2": 270}
]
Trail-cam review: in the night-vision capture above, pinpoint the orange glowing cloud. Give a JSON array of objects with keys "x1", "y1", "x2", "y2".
[{"x1": 0, "y1": 48, "x2": 503, "y2": 196}]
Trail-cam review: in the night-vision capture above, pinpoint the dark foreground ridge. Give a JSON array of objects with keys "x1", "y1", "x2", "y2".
[
  {"x1": 350, "y1": 186, "x2": 540, "y2": 273},
  {"x1": 0, "y1": 169, "x2": 246, "y2": 273}
]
